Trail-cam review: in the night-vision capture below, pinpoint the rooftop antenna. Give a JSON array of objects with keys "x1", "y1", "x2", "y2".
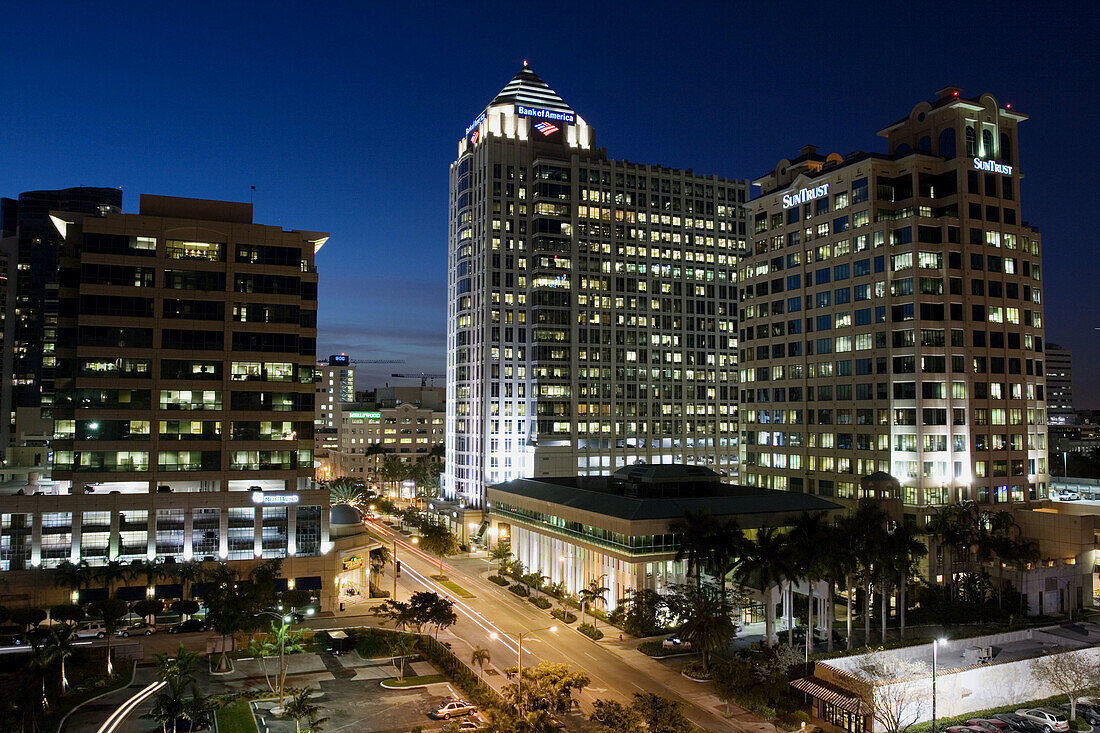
[{"x1": 250, "y1": 185, "x2": 255, "y2": 206}]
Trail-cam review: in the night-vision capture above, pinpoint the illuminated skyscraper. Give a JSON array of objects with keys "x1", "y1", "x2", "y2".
[
  {"x1": 739, "y1": 88, "x2": 1048, "y2": 509},
  {"x1": 445, "y1": 64, "x2": 749, "y2": 509}
]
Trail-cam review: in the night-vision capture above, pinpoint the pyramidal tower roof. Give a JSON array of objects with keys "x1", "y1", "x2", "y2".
[{"x1": 488, "y1": 62, "x2": 574, "y2": 115}]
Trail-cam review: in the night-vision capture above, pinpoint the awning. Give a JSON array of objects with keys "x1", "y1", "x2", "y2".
[
  {"x1": 295, "y1": 576, "x2": 322, "y2": 590},
  {"x1": 116, "y1": 586, "x2": 145, "y2": 602},
  {"x1": 791, "y1": 677, "x2": 869, "y2": 715},
  {"x1": 154, "y1": 583, "x2": 183, "y2": 600},
  {"x1": 78, "y1": 587, "x2": 108, "y2": 603},
  {"x1": 274, "y1": 578, "x2": 289, "y2": 592}
]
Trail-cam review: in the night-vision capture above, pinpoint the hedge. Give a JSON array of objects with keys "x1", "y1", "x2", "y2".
[
  {"x1": 508, "y1": 584, "x2": 529, "y2": 598},
  {"x1": 578, "y1": 623, "x2": 604, "y2": 640},
  {"x1": 551, "y1": 609, "x2": 577, "y2": 624},
  {"x1": 528, "y1": 597, "x2": 552, "y2": 610},
  {"x1": 487, "y1": 575, "x2": 510, "y2": 586}
]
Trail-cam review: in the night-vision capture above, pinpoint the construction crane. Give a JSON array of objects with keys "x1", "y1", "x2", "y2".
[{"x1": 391, "y1": 372, "x2": 445, "y2": 387}]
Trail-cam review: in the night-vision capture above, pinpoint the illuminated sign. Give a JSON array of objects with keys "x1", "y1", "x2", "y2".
[
  {"x1": 534, "y1": 121, "x2": 559, "y2": 136},
  {"x1": 251, "y1": 492, "x2": 299, "y2": 505},
  {"x1": 469, "y1": 130, "x2": 480, "y2": 144},
  {"x1": 465, "y1": 112, "x2": 486, "y2": 137},
  {"x1": 516, "y1": 105, "x2": 575, "y2": 124},
  {"x1": 329, "y1": 354, "x2": 348, "y2": 365},
  {"x1": 782, "y1": 183, "x2": 829, "y2": 209},
  {"x1": 348, "y1": 411, "x2": 381, "y2": 419},
  {"x1": 973, "y1": 158, "x2": 1013, "y2": 175}
]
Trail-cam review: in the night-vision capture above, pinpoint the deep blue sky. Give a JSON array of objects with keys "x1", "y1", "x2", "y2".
[{"x1": 3, "y1": 2, "x2": 1098, "y2": 403}]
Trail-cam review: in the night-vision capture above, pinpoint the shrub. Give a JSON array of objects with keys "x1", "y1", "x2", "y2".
[
  {"x1": 528, "y1": 597, "x2": 552, "y2": 610},
  {"x1": 550, "y1": 609, "x2": 577, "y2": 624},
  {"x1": 508, "y1": 584, "x2": 529, "y2": 598},
  {"x1": 637, "y1": 640, "x2": 683, "y2": 657},
  {"x1": 369, "y1": 587, "x2": 391, "y2": 598},
  {"x1": 487, "y1": 575, "x2": 510, "y2": 586},
  {"x1": 578, "y1": 623, "x2": 603, "y2": 640},
  {"x1": 682, "y1": 661, "x2": 712, "y2": 680}
]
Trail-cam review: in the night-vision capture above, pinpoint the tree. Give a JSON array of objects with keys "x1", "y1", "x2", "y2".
[
  {"x1": 410, "y1": 591, "x2": 456, "y2": 637},
  {"x1": 521, "y1": 570, "x2": 548, "y2": 596},
  {"x1": 282, "y1": 688, "x2": 323, "y2": 733},
  {"x1": 503, "y1": 661, "x2": 589, "y2": 714},
  {"x1": 591, "y1": 699, "x2": 643, "y2": 733},
  {"x1": 328, "y1": 477, "x2": 370, "y2": 511},
  {"x1": 670, "y1": 509, "x2": 718, "y2": 588},
  {"x1": 173, "y1": 560, "x2": 206, "y2": 601},
  {"x1": 170, "y1": 599, "x2": 200, "y2": 619},
  {"x1": 489, "y1": 542, "x2": 513, "y2": 574},
  {"x1": 471, "y1": 646, "x2": 491, "y2": 679},
  {"x1": 1032, "y1": 650, "x2": 1100, "y2": 722},
  {"x1": 25, "y1": 636, "x2": 55, "y2": 714},
  {"x1": 579, "y1": 577, "x2": 609, "y2": 629},
  {"x1": 667, "y1": 583, "x2": 737, "y2": 674},
  {"x1": 129, "y1": 558, "x2": 164, "y2": 590},
  {"x1": 203, "y1": 559, "x2": 283, "y2": 672},
  {"x1": 368, "y1": 545, "x2": 391, "y2": 591},
  {"x1": 631, "y1": 693, "x2": 692, "y2": 733},
  {"x1": 372, "y1": 599, "x2": 414, "y2": 631},
  {"x1": 281, "y1": 589, "x2": 313, "y2": 610},
  {"x1": 246, "y1": 620, "x2": 307, "y2": 713},
  {"x1": 390, "y1": 634, "x2": 417, "y2": 681},
  {"x1": 735, "y1": 526, "x2": 792, "y2": 646},
  {"x1": 46, "y1": 623, "x2": 79, "y2": 695},
  {"x1": 613, "y1": 588, "x2": 667, "y2": 637},
  {"x1": 418, "y1": 521, "x2": 459, "y2": 575},
  {"x1": 134, "y1": 598, "x2": 165, "y2": 625},
  {"x1": 788, "y1": 512, "x2": 829, "y2": 653},
  {"x1": 854, "y1": 651, "x2": 927, "y2": 733},
  {"x1": 49, "y1": 603, "x2": 85, "y2": 625},
  {"x1": 881, "y1": 521, "x2": 927, "y2": 642},
  {"x1": 52, "y1": 560, "x2": 90, "y2": 597},
  {"x1": 88, "y1": 598, "x2": 128, "y2": 674},
  {"x1": 97, "y1": 560, "x2": 130, "y2": 595},
  {"x1": 144, "y1": 644, "x2": 203, "y2": 733},
  {"x1": 11, "y1": 607, "x2": 47, "y2": 630}
]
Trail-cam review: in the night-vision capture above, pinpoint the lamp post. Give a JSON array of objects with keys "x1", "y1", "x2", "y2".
[
  {"x1": 490, "y1": 624, "x2": 558, "y2": 712},
  {"x1": 932, "y1": 637, "x2": 947, "y2": 733},
  {"x1": 259, "y1": 607, "x2": 315, "y2": 715}
]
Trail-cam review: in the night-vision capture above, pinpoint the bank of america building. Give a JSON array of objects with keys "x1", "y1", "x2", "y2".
[{"x1": 445, "y1": 65, "x2": 749, "y2": 507}]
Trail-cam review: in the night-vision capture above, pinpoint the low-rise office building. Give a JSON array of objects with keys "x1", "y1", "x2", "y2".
[{"x1": 485, "y1": 464, "x2": 838, "y2": 617}]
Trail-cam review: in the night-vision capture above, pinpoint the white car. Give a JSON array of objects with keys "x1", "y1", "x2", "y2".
[
  {"x1": 1015, "y1": 708, "x2": 1069, "y2": 733},
  {"x1": 75, "y1": 622, "x2": 107, "y2": 639},
  {"x1": 662, "y1": 635, "x2": 692, "y2": 650},
  {"x1": 1058, "y1": 490, "x2": 1082, "y2": 501},
  {"x1": 429, "y1": 700, "x2": 476, "y2": 719}
]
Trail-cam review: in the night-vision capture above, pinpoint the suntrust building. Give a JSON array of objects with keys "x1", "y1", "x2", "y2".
[{"x1": 740, "y1": 88, "x2": 1048, "y2": 511}]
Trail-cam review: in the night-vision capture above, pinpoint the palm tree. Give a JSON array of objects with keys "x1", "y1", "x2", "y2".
[
  {"x1": 52, "y1": 560, "x2": 90, "y2": 600},
  {"x1": 734, "y1": 526, "x2": 793, "y2": 646},
  {"x1": 670, "y1": 510, "x2": 718, "y2": 588},
  {"x1": 174, "y1": 560, "x2": 205, "y2": 601},
  {"x1": 369, "y1": 546, "x2": 391, "y2": 591},
  {"x1": 489, "y1": 542, "x2": 513, "y2": 575},
  {"x1": 97, "y1": 560, "x2": 130, "y2": 596},
  {"x1": 819, "y1": 518, "x2": 857, "y2": 652},
  {"x1": 471, "y1": 646, "x2": 491, "y2": 680},
  {"x1": 881, "y1": 521, "x2": 927, "y2": 641},
  {"x1": 26, "y1": 637, "x2": 55, "y2": 714},
  {"x1": 849, "y1": 501, "x2": 890, "y2": 647},
  {"x1": 129, "y1": 558, "x2": 164, "y2": 593},
  {"x1": 709, "y1": 519, "x2": 745, "y2": 598},
  {"x1": 89, "y1": 598, "x2": 128, "y2": 675},
  {"x1": 282, "y1": 689, "x2": 321, "y2": 733},
  {"x1": 789, "y1": 512, "x2": 829, "y2": 654},
  {"x1": 47, "y1": 624, "x2": 79, "y2": 695},
  {"x1": 579, "y1": 577, "x2": 609, "y2": 629},
  {"x1": 671, "y1": 583, "x2": 737, "y2": 675},
  {"x1": 328, "y1": 477, "x2": 369, "y2": 510}
]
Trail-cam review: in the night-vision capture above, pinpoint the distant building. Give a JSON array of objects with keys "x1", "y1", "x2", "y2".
[
  {"x1": 315, "y1": 355, "x2": 356, "y2": 430},
  {"x1": 1046, "y1": 343, "x2": 1075, "y2": 425}
]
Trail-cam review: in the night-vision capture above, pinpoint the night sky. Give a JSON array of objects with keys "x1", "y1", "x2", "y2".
[{"x1": 3, "y1": 2, "x2": 1097, "y2": 403}]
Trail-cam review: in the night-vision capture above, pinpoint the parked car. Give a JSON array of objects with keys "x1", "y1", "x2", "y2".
[
  {"x1": 947, "y1": 726, "x2": 989, "y2": 733},
  {"x1": 0, "y1": 626, "x2": 24, "y2": 646},
  {"x1": 1015, "y1": 708, "x2": 1069, "y2": 733},
  {"x1": 428, "y1": 700, "x2": 476, "y2": 719},
  {"x1": 75, "y1": 622, "x2": 107, "y2": 639},
  {"x1": 662, "y1": 635, "x2": 692, "y2": 650},
  {"x1": 968, "y1": 719, "x2": 1017, "y2": 733},
  {"x1": 1058, "y1": 490, "x2": 1082, "y2": 501},
  {"x1": 167, "y1": 619, "x2": 209, "y2": 634},
  {"x1": 992, "y1": 713, "x2": 1044, "y2": 733},
  {"x1": 117, "y1": 622, "x2": 157, "y2": 637},
  {"x1": 455, "y1": 722, "x2": 482, "y2": 732},
  {"x1": 1060, "y1": 704, "x2": 1100, "y2": 725}
]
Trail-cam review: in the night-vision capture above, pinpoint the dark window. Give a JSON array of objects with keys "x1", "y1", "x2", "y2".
[{"x1": 939, "y1": 128, "x2": 956, "y2": 159}]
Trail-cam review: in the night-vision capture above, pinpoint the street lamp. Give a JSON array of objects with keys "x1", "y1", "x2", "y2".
[
  {"x1": 490, "y1": 625, "x2": 558, "y2": 712},
  {"x1": 932, "y1": 637, "x2": 947, "y2": 733}
]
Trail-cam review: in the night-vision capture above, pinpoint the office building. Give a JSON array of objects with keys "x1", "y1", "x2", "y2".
[
  {"x1": 446, "y1": 64, "x2": 749, "y2": 511},
  {"x1": 0, "y1": 188, "x2": 123, "y2": 461},
  {"x1": 0, "y1": 194, "x2": 336, "y2": 606},
  {"x1": 739, "y1": 88, "x2": 1048, "y2": 511},
  {"x1": 315, "y1": 354, "x2": 356, "y2": 430},
  {"x1": 1045, "y1": 343, "x2": 1074, "y2": 425}
]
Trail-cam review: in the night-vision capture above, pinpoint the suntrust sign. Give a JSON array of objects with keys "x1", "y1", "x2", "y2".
[
  {"x1": 973, "y1": 158, "x2": 1013, "y2": 175},
  {"x1": 252, "y1": 492, "x2": 300, "y2": 505},
  {"x1": 782, "y1": 183, "x2": 829, "y2": 210}
]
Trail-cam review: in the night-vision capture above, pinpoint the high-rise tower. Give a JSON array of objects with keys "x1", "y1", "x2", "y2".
[
  {"x1": 445, "y1": 65, "x2": 749, "y2": 507},
  {"x1": 739, "y1": 89, "x2": 1048, "y2": 510}
]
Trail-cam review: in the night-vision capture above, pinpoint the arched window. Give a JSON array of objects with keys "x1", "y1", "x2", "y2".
[
  {"x1": 965, "y1": 126, "x2": 976, "y2": 157},
  {"x1": 1000, "y1": 132, "x2": 1012, "y2": 164},
  {"x1": 982, "y1": 129, "x2": 994, "y2": 157},
  {"x1": 918, "y1": 136, "x2": 932, "y2": 152},
  {"x1": 895, "y1": 143, "x2": 911, "y2": 155},
  {"x1": 939, "y1": 128, "x2": 956, "y2": 159}
]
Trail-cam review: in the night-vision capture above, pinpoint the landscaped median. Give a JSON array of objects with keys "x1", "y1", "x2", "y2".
[
  {"x1": 431, "y1": 576, "x2": 476, "y2": 599},
  {"x1": 214, "y1": 700, "x2": 260, "y2": 733},
  {"x1": 380, "y1": 673, "x2": 448, "y2": 688}
]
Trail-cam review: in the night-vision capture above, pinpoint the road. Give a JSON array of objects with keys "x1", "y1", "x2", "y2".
[{"x1": 348, "y1": 519, "x2": 748, "y2": 733}]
